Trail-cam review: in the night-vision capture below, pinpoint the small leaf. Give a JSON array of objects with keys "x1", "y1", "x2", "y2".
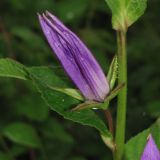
[
  {"x1": 106, "y1": 0, "x2": 147, "y2": 31},
  {"x1": 3, "y1": 122, "x2": 41, "y2": 148}
]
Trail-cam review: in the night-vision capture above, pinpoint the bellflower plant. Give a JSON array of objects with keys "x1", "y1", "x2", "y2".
[
  {"x1": 141, "y1": 135, "x2": 160, "y2": 160},
  {"x1": 0, "y1": 1, "x2": 153, "y2": 160},
  {"x1": 38, "y1": 11, "x2": 110, "y2": 102}
]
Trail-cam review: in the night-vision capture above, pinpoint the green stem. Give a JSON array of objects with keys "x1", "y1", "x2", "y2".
[
  {"x1": 115, "y1": 30, "x2": 127, "y2": 160},
  {"x1": 104, "y1": 109, "x2": 114, "y2": 136}
]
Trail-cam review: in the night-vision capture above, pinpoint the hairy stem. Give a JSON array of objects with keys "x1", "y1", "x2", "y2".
[{"x1": 115, "y1": 30, "x2": 127, "y2": 160}]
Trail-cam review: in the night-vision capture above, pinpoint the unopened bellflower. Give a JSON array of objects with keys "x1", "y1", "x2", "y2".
[
  {"x1": 38, "y1": 11, "x2": 110, "y2": 102},
  {"x1": 141, "y1": 134, "x2": 160, "y2": 160}
]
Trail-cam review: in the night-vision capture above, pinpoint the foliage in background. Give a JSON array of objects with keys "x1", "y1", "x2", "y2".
[{"x1": 0, "y1": 0, "x2": 159, "y2": 159}]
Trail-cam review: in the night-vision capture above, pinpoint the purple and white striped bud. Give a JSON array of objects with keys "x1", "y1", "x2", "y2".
[{"x1": 38, "y1": 11, "x2": 110, "y2": 102}]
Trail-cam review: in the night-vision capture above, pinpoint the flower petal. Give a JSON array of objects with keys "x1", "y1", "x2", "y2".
[
  {"x1": 38, "y1": 15, "x2": 95, "y2": 100},
  {"x1": 38, "y1": 12, "x2": 110, "y2": 101}
]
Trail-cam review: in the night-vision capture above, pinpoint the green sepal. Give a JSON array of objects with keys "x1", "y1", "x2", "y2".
[
  {"x1": 72, "y1": 101, "x2": 100, "y2": 111},
  {"x1": 72, "y1": 83, "x2": 125, "y2": 111},
  {"x1": 107, "y1": 55, "x2": 118, "y2": 90},
  {"x1": 100, "y1": 83, "x2": 125, "y2": 110},
  {"x1": 49, "y1": 87, "x2": 84, "y2": 101},
  {"x1": 104, "y1": 83, "x2": 125, "y2": 103}
]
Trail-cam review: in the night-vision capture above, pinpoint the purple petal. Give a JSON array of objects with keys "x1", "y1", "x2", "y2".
[
  {"x1": 38, "y1": 12, "x2": 110, "y2": 101},
  {"x1": 141, "y1": 134, "x2": 160, "y2": 160}
]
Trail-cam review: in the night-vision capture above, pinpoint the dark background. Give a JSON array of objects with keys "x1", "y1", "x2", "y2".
[{"x1": 0, "y1": 0, "x2": 159, "y2": 159}]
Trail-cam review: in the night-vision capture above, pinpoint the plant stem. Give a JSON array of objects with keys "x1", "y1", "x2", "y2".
[
  {"x1": 104, "y1": 109, "x2": 114, "y2": 136},
  {"x1": 115, "y1": 30, "x2": 127, "y2": 160}
]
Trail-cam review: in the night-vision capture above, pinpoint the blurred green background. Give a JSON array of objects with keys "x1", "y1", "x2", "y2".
[{"x1": 0, "y1": 0, "x2": 159, "y2": 160}]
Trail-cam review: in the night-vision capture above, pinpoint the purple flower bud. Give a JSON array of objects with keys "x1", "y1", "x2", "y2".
[
  {"x1": 141, "y1": 134, "x2": 160, "y2": 160},
  {"x1": 38, "y1": 11, "x2": 110, "y2": 102}
]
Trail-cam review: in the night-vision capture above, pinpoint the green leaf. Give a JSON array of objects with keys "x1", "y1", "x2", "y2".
[
  {"x1": 30, "y1": 73, "x2": 111, "y2": 138},
  {"x1": 28, "y1": 66, "x2": 66, "y2": 87},
  {"x1": 0, "y1": 58, "x2": 112, "y2": 140},
  {"x1": 106, "y1": 0, "x2": 147, "y2": 31},
  {"x1": 27, "y1": 66, "x2": 111, "y2": 137},
  {"x1": 3, "y1": 122, "x2": 41, "y2": 148},
  {"x1": 0, "y1": 58, "x2": 28, "y2": 80},
  {"x1": 124, "y1": 118, "x2": 160, "y2": 160}
]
